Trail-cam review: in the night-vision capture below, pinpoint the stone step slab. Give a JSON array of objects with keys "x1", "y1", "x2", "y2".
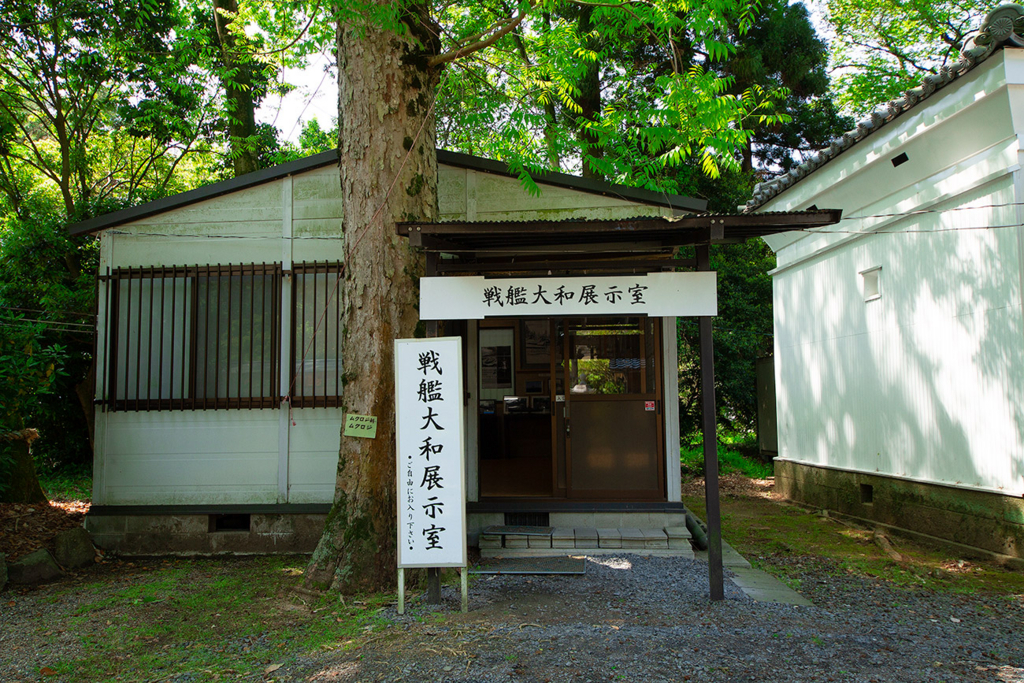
[
  {"x1": 574, "y1": 528, "x2": 599, "y2": 549},
  {"x1": 596, "y1": 528, "x2": 622, "y2": 549},
  {"x1": 642, "y1": 529, "x2": 669, "y2": 549},
  {"x1": 620, "y1": 528, "x2": 646, "y2": 549}
]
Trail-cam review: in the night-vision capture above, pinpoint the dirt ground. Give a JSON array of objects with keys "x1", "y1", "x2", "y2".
[
  {"x1": 3, "y1": 480, "x2": 1024, "y2": 682},
  {"x1": 0, "y1": 499, "x2": 90, "y2": 563}
]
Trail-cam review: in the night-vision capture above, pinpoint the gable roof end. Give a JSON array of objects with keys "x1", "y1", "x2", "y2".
[
  {"x1": 68, "y1": 150, "x2": 706, "y2": 236},
  {"x1": 744, "y1": 3, "x2": 1024, "y2": 212}
]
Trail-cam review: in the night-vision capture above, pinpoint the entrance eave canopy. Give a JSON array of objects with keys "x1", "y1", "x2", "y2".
[{"x1": 397, "y1": 210, "x2": 842, "y2": 274}]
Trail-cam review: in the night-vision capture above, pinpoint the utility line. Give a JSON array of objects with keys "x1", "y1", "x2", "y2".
[{"x1": 0, "y1": 305, "x2": 93, "y2": 319}]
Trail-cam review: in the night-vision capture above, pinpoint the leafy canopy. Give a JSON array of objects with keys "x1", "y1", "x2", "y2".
[
  {"x1": 435, "y1": 0, "x2": 790, "y2": 194},
  {"x1": 825, "y1": 0, "x2": 988, "y2": 116}
]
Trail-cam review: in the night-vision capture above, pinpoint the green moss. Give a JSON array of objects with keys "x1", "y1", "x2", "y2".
[
  {"x1": 684, "y1": 486, "x2": 1024, "y2": 596},
  {"x1": 405, "y1": 173, "x2": 425, "y2": 197},
  {"x1": 36, "y1": 556, "x2": 389, "y2": 682}
]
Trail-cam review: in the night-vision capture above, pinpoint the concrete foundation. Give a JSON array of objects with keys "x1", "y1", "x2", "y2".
[
  {"x1": 775, "y1": 460, "x2": 1024, "y2": 561},
  {"x1": 85, "y1": 512, "x2": 327, "y2": 556}
]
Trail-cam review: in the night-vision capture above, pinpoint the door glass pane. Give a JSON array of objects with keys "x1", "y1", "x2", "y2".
[
  {"x1": 569, "y1": 318, "x2": 645, "y2": 395},
  {"x1": 645, "y1": 317, "x2": 657, "y2": 394}
]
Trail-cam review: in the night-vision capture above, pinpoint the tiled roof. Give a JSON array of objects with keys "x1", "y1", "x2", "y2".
[{"x1": 745, "y1": 3, "x2": 1024, "y2": 212}]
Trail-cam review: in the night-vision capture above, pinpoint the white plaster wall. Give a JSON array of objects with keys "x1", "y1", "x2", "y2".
[{"x1": 762, "y1": 50, "x2": 1024, "y2": 496}]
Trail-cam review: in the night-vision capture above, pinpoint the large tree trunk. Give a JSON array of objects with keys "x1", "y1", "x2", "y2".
[
  {"x1": 214, "y1": 0, "x2": 260, "y2": 177},
  {"x1": 1, "y1": 430, "x2": 46, "y2": 504},
  {"x1": 305, "y1": 3, "x2": 440, "y2": 593},
  {"x1": 576, "y1": 6, "x2": 604, "y2": 179}
]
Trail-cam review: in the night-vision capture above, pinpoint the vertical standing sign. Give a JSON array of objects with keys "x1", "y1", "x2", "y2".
[{"x1": 395, "y1": 337, "x2": 467, "y2": 612}]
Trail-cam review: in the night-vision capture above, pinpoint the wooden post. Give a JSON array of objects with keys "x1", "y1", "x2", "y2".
[
  {"x1": 696, "y1": 244, "x2": 724, "y2": 601},
  {"x1": 424, "y1": 252, "x2": 442, "y2": 605}
]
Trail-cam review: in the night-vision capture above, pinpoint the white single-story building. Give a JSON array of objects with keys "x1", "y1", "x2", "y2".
[
  {"x1": 72, "y1": 148, "x2": 837, "y2": 556},
  {"x1": 748, "y1": 3, "x2": 1024, "y2": 561}
]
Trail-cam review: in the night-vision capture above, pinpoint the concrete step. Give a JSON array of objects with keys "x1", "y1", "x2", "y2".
[{"x1": 478, "y1": 526, "x2": 693, "y2": 558}]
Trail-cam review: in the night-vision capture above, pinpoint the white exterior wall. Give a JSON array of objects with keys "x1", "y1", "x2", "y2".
[
  {"x1": 761, "y1": 51, "x2": 1024, "y2": 497},
  {"x1": 95, "y1": 161, "x2": 679, "y2": 506}
]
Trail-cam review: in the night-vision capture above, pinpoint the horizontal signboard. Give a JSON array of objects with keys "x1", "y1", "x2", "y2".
[{"x1": 419, "y1": 272, "x2": 716, "y2": 320}]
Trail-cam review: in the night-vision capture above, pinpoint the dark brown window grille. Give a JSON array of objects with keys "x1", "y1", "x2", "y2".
[
  {"x1": 290, "y1": 261, "x2": 343, "y2": 408},
  {"x1": 102, "y1": 264, "x2": 281, "y2": 411}
]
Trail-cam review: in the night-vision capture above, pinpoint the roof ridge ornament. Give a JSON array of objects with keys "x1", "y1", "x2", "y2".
[
  {"x1": 745, "y1": 3, "x2": 1024, "y2": 213},
  {"x1": 972, "y1": 4, "x2": 1024, "y2": 47}
]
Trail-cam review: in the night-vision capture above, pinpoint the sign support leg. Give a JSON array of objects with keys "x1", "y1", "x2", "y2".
[
  {"x1": 398, "y1": 568, "x2": 405, "y2": 614},
  {"x1": 460, "y1": 567, "x2": 468, "y2": 613},
  {"x1": 427, "y1": 567, "x2": 441, "y2": 604}
]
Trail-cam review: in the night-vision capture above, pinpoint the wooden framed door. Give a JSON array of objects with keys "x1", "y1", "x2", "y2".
[{"x1": 561, "y1": 317, "x2": 664, "y2": 500}]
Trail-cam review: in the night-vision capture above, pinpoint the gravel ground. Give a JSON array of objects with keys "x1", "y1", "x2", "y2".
[
  {"x1": 2, "y1": 554, "x2": 1021, "y2": 682},
  {"x1": 291, "y1": 555, "x2": 1024, "y2": 683}
]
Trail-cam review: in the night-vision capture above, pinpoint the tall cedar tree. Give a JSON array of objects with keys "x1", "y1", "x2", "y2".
[{"x1": 307, "y1": 0, "x2": 786, "y2": 592}]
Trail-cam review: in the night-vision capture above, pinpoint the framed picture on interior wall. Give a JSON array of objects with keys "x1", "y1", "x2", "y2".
[
  {"x1": 521, "y1": 319, "x2": 551, "y2": 369},
  {"x1": 480, "y1": 329, "x2": 514, "y2": 390}
]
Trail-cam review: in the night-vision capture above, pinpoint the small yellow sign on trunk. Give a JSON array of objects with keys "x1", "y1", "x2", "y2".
[{"x1": 343, "y1": 414, "x2": 378, "y2": 438}]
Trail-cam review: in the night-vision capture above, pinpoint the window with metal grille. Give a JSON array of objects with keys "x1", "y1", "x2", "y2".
[
  {"x1": 102, "y1": 264, "x2": 281, "y2": 410},
  {"x1": 290, "y1": 262, "x2": 343, "y2": 407}
]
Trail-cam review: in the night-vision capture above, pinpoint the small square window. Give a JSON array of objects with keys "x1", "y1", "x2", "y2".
[{"x1": 861, "y1": 267, "x2": 881, "y2": 301}]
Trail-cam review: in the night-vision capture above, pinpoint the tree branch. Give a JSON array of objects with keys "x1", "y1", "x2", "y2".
[{"x1": 430, "y1": 1, "x2": 536, "y2": 67}]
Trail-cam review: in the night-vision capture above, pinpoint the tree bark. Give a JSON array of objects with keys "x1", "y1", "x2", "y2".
[
  {"x1": 576, "y1": 6, "x2": 604, "y2": 179},
  {"x1": 214, "y1": 0, "x2": 260, "y2": 177},
  {"x1": 1, "y1": 431, "x2": 46, "y2": 504},
  {"x1": 305, "y1": 2, "x2": 440, "y2": 593}
]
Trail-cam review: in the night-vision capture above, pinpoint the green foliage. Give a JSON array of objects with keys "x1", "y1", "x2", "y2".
[
  {"x1": 677, "y1": 237, "x2": 776, "y2": 435},
  {"x1": 711, "y1": 1, "x2": 852, "y2": 171},
  {"x1": 0, "y1": 312, "x2": 68, "y2": 496},
  {"x1": 437, "y1": 0, "x2": 788, "y2": 189},
  {"x1": 0, "y1": 0, "x2": 220, "y2": 215},
  {"x1": 825, "y1": 0, "x2": 988, "y2": 116},
  {"x1": 0, "y1": 204, "x2": 104, "y2": 469},
  {"x1": 680, "y1": 432, "x2": 772, "y2": 479},
  {"x1": 271, "y1": 118, "x2": 339, "y2": 165},
  {"x1": 0, "y1": 314, "x2": 68, "y2": 431},
  {"x1": 36, "y1": 462, "x2": 92, "y2": 501}
]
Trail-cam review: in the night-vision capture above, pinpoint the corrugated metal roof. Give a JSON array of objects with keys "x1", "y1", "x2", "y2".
[
  {"x1": 745, "y1": 4, "x2": 1024, "y2": 212},
  {"x1": 416, "y1": 209, "x2": 833, "y2": 225},
  {"x1": 398, "y1": 209, "x2": 842, "y2": 253}
]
